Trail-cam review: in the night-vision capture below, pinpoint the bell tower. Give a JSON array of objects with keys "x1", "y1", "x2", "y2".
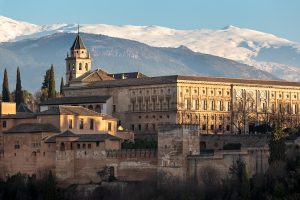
[{"x1": 65, "y1": 26, "x2": 91, "y2": 84}]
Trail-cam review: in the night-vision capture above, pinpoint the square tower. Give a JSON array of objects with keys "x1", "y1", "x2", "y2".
[{"x1": 65, "y1": 33, "x2": 92, "y2": 84}]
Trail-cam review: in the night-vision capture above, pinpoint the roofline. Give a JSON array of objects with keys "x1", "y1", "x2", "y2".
[
  {"x1": 39, "y1": 95, "x2": 111, "y2": 106},
  {"x1": 65, "y1": 74, "x2": 300, "y2": 90}
]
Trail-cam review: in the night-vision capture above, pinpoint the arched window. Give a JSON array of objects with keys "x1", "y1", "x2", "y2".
[
  {"x1": 88, "y1": 105, "x2": 94, "y2": 110},
  {"x1": 68, "y1": 63, "x2": 71, "y2": 71},
  {"x1": 95, "y1": 105, "x2": 101, "y2": 113},
  {"x1": 85, "y1": 63, "x2": 88, "y2": 71},
  {"x1": 79, "y1": 63, "x2": 82, "y2": 70}
]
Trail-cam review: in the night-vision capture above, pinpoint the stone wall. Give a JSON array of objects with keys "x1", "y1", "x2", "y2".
[
  {"x1": 55, "y1": 149, "x2": 157, "y2": 185},
  {"x1": 157, "y1": 124, "x2": 269, "y2": 182}
]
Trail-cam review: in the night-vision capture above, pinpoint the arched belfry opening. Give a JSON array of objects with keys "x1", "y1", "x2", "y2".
[{"x1": 65, "y1": 24, "x2": 92, "y2": 84}]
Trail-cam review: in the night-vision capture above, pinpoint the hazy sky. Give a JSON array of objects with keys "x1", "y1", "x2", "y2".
[{"x1": 1, "y1": 0, "x2": 300, "y2": 42}]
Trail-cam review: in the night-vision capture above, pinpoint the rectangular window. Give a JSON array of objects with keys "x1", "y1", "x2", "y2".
[
  {"x1": 138, "y1": 124, "x2": 142, "y2": 131},
  {"x1": 108, "y1": 122, "x2": 112, "y2": 131},
  {"x1": 68, "y1": 119, "x2": 73, "y2": 129},
  {"x1": 88, "y1": 144, "x2": 91, "y2": 149},
  {"x1": 96, "y1": 142, "x2": 99, "y2": 147},
  {"x1": 2, "y1": 121, "x2": 6, "y2": 128},
  {"x1": 203, "y1": 100, "x2": 207, "y2": 110},
  {"x1": 226, "y1": 125, "x2": 230, "y2": 131},
  {"x1": 83, "y1": 144, "x2": 86, "y2": 149},
  {"x1": 131, "y1": 124, "x2": 135, "y2": 131},
  {"x1": 279, "y1": 103, "x2": 282, "y2": 112},
  {"x1": 14, "y1": 141, "x2": 20, "y2": 149},
  {"x1": 202, "y1": 124, "x2": 206, "y2": 130},
  {"x1": 219, "y1": 125, "x2": 222, "y2": 130},
  {"x1": 79, "y1": 119, "x2": 84, "y2": 129},
  {"x1": 271, "y1": 104, "x2": 275, "y2": 113},
  {"x1": 77, "y1": 144, "x2": 80, "y2": 149},
  {"x1": 184, "y1": 99, "x2": 189, "y2": 110},
  {"x1": 113, "y1": 105, "x2": 116, "y2": 112},
  {"x1": 89, "y1": 119, "x2": 94, "y2": 130},
  {"x1": 152, "y1": 124, "x2": 156, "y2": 130},
  {"x1": 227, "y1": 102, "x2": 231, "y2": 111},
  {"x1": 211, "y1": 100, "x2": 215, "y2": 110},
  {"x1": 210, "y1": 125, "x2": 214, "y2": 130}
]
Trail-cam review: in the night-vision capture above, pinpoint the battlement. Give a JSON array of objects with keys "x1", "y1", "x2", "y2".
[{"x1": 106, "y1": 149, "x2": 157, "y2": 158}]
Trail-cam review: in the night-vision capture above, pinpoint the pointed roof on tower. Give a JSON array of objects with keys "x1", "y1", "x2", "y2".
[{"x1": 70, "y1": 26, "x2": 86, "y2": 50}]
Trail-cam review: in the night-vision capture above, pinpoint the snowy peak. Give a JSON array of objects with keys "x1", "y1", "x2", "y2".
[
  {"x1": 0, "y1": 15, "x2": 40, "y2": 42},
  {"x1": 1, "y1": 16, "x2": 300, "y2": 82}
]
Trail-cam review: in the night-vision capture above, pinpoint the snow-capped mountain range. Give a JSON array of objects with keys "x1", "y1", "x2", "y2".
[{"x1": 1, "y1": 15, "x2": 300, "y2": 83}]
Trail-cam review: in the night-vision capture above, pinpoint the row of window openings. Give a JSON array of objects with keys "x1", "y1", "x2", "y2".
[
  {"x1": 14, "y1": 152, "x2": 46, "y2": 157},
  {"x1": 68, "y1": 119, "x2": 112, "y2": 131},
  {"x1": 184, "y1": 100, "x2": 231, "y2": 111},
  {"x1": 183, "y1": 114, "x2": 229, "y2": 121},
  {"x1": 60, "y1": 142, "x2": 100, "y2": 151},
  {"x1": 138, "y1": 115, "x2": 170, "y2": 119},
  {"x1": 182, "y1": 89, "x2": 230, "y2": 96},
  {"x1": 68, "y1": 63, "x2": 89, "y2": 72},
  {"x1": 14, "y1": 142, "x2": 41, "y2": 149},
  {"x1": 132, "y1": 101, "x2": 171, "y2": 111},
  {"x1": 131, "y1": 124, "x2": 156, "y2": 131},
  {"x1": 132, "y1": 88, "x2": 172, "y2": 95},
  {"x1": 201, "y1": 124, "x2": 231, "y2": 131},
  {"x1": 238, "y1": 102, "x2": 299, "y2": 114}
]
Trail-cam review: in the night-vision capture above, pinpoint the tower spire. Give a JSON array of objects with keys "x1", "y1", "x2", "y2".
[{"x1": 77, "y1": 24, "x2": 80, "y2": 35}]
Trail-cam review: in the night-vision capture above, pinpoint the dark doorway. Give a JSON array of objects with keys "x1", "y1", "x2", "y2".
[{"x1": 249, "y1": 123, "x2": 255, "y2": 134}]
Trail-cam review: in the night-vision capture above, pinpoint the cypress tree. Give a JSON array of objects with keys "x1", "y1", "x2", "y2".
[
  {"x1": 2, "y1": 68, "x2": 11, "y2": 102},
  {"x1": 47, "y1": 65, "x2": 56, "y2": 98},
  {"x1": 60, "y1": 77, "x2": 64, "y2": 96},
  {"x1": 42, "y1": 69, "x2": 51, "y2": 89},
  {"x1": 15, "y1": 67, "x2": 24, "y2": 106}
]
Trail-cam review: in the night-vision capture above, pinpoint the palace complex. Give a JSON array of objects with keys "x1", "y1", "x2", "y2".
[{"x1": 0, "y1": 32, "x2": 299, "y2": 185}]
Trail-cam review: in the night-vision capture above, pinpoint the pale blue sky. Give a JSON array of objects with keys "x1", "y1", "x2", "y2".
[{"x1": 1, "y1": 0, "x2": 300, "y2": 42}]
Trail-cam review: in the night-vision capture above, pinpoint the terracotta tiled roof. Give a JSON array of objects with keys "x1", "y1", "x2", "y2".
[
  {"x1": 44, "y1": 132, "x2": 121, "y2": 143},
  {"x1": 4, "y1": 123, "x2": 60, "y2": 134},
  {"x1": 56, "y1": 130, "x2": 78, "y2": 137},
  {"x1": 71, "y1": 69, "x2": 115, "y2": 83},
  {"x1": 176, "y1": 75, "x2": 300, "y2": 87},
  {"x1": 66, "y1": 74, "x2": 300, "y2": 90},
  {"x1": 38, "y1": 105, "x2": 117, "y2": 120},
  {"x1": 75, "y1": 133, "x2": 121, "y2": 142},
  {"x1": 39, "y1": 96, "x2": 111, "y2": 106}
]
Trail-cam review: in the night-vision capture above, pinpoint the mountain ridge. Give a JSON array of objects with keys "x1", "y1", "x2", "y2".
[{"x1": 0, "y1": 32, "x2": 278, "y2": 92}]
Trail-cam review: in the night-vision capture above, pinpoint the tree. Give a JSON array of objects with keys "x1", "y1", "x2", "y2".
[
  {"x1": 60, "y1": 77, "x2": 64, "y2": 96},
  {"x1": 47, "y1": 65, "x2": 56, "y2": 99},
  {"x1": 232, "y1": 90, "x2": 256, "y2": 134},
  {"x1": 41, "y1": 69, "x2": 51, "y2": 89},
  {"x1": 15, "y1": 67, "x2": 24, "y2": 106},
  {"x1": 269, "y1": 123, "x2": 286, "y2": 164},
  {"x1": 2, "y1": 68, "x2": 11, "y2": 102}
]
